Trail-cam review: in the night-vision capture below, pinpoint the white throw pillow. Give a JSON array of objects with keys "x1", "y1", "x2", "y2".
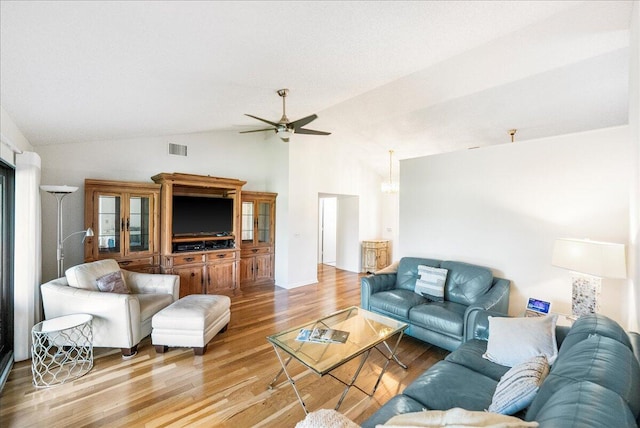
[
  {"x1": 483, "y1": 315, "x2": 558, "y2": 367},
  {"x1": 415, "y1": 265, "x2": 448, "y2": 302},
  {"x1": 488, "y1": 355, "x2": 550, "y2": 415}
]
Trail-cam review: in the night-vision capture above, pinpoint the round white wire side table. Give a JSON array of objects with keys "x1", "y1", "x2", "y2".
[{"x1": 31, "y1": 313, "x2": 94, "y2": 387}]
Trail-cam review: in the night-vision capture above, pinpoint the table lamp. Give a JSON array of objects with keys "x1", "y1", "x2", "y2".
[{"x1": 552, "y1": 238, "x2": 626, "y2": 317}]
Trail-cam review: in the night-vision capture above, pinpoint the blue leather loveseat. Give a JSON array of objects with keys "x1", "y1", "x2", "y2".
[
  {"x1": 361, "y1": 257, "x2": 510, "y2": 351},
  {"x1": 362, "y1": 312, "x2": 640, "y2": 428}
]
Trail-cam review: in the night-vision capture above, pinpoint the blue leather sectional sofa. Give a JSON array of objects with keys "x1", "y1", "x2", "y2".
[
  {"x1": 361, "y1": 257, "x2": 510, "y2": 351},
  {"x1": 362, "y1": 312, "x2": 640, "y2": 428}
]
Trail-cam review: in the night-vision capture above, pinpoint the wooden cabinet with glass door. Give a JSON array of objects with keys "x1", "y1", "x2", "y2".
[
  {"x1": 240, "y1": 191, "x2": 276, "y2": 285},
  {"x1": 84, "y1": 179, "x2": 160, "y2": 272}
]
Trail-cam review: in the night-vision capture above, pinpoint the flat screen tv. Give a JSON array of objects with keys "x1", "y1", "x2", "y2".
[{"x1": 172, "y1": 195, "x2": 233, "y2": 237}]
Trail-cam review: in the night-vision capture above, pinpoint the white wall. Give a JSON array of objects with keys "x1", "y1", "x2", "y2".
[
  {"x1": 35, "y1": 130, "x2": 382, "y2": 287},
  {"x1": 628, "y1": 0, "x2": 640, "y2": 332},
  {"x1": 336, "y1": 195, "x2": 359, "y2": 272},
  {"x1": 399, "y1": 126, "x2": 633, "y2": 327},
  {"x1": 318, "y1": 197, "x2": 337, "y2": 264},
  {"x1": 282, "y1": 139, "x2": 383, "y2": 288},
  {"x1": 380, "y1": 191, "x2": 399, "y2": 262},
  {"x1": 0, "y1": 105, "x2": 34, "y2": 163},
  {"x1": 35, "y1": 130, "x2": 277, "y2": 281}
]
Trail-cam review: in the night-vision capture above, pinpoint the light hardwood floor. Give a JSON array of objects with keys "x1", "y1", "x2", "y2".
[{"x1": 1, "y1": 265, "x2": 446, "y2": 427}]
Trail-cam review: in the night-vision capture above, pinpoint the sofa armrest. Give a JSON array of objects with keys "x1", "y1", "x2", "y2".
[
  {"x1": 629, "y1": 332, "x2": 640, "y2": 366},
  {"x1": 122, "y1": 270, "x2": 180, "y2": 301},
  {"x1": 360, "y1": 273, "x2": 396, "y2": 310},
  {"x1": 463, "y1": 277, "x2": 510, "y2": 342},
  {"x1": 41, "y1": 278, "x2": 142, "y2": 348},
  {"x1": 464, "y1": 309, "x2": 509, "y2": 342}
]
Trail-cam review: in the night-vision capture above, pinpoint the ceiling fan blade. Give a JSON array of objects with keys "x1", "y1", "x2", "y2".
[
  {"x1": 295, "y1": 128, "x2": 331, "y2": 136},
  {"x1": 239, "y1": 128, "x2": 276, "y2": 134},
  {"x1": 245, "y1": 114, "x2": 280, "y2": 127},
  {"x1": 289, "y1": 114, "x2": 318, "y2": 130}
]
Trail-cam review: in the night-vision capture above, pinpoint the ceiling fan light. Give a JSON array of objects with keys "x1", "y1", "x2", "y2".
[{"x1": 277, "y1": 128, "x2": 292, "y2": 142}]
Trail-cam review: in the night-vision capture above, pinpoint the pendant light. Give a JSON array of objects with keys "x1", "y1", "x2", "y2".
[{"x1": 381, "y1": 149, "x2": 399, "y2": 193}]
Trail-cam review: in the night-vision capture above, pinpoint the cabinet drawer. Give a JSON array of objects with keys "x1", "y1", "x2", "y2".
[
  {"x1": 117, "y1": 256, "x2": 155, "y2": 269},
  {"x1": 362, "y1": 240, "x2": 389, "y2": 249},
  {"x1": 206, "y1": 250, "x2": 237, "y2": 263},
  {"x1": 241, "y1": 247, "x2": 271, "y2": 257},
  {"x1": 172, "y1": 254, "x2": 205, "y2": 266}
]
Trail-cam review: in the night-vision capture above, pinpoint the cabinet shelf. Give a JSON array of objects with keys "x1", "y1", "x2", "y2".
[{"x1": 172, "y1": 235, "x2": 235, "y2": 243}]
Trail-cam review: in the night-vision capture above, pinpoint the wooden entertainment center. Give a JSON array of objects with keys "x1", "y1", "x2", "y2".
[{"x1": 84, "y1": 173, "x2": 276, "y2": 296}]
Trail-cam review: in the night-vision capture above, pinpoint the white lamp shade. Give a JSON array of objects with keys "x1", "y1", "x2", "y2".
[
  {"x1": 552, "y1": 238, "x2": 627, "y2": 279},
  {"x1": 40, "y1": 185, "x2": 78, "y2": 194},
  {"x1": 381, "y1": 182, "x2": 399, "y2": 193}
]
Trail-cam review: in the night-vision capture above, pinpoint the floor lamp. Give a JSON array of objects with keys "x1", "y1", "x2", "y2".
[
  {"x1": 552, "y1": 238, "x2": 627, "y2": 317},
  {"x1": 40, "y1": 185, "x2": 94, "y2": 278}
]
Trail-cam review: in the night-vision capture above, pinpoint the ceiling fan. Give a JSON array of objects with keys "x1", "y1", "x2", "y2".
[{"x1": 240, "y1": 89, "x2": 331, "y2": 142}]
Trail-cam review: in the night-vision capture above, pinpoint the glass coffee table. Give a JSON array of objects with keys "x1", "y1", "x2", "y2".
[{"x1": 267, "y1": 306, "x2": 408, "y2": 414}]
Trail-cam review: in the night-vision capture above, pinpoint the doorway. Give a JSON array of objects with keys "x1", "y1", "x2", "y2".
[
  {"x1": 318, "y1": 197, "x2": 336, "y2": 266},
  {"x1": 318, "y1": 194, "x2": 360, "y2": 273}
]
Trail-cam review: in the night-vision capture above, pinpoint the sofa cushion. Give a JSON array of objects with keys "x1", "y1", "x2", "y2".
[
  {"x1": 440, "y1": 261, "x2": 492, "y2": 306},
  {"x1": 558, "y1": 312, "x2": 632, "y2": 358},
  {"x1": 415, "y1": 265, "x2": 448, "y2": 302},
  {"x1": 488, "y1": 355, "x2": 549, "y2": 415},
  {"x1": 370, "y1": 289, "x2": 426, "y2": 320},
  {"x1": 409, "y1": 301, "x2": 467, "y2": 338},
  {"x1": 445, "y1": 339, "x2": 510, "y2": 382},
  {"x1": 526, "y1": 333, "x2": 640, "y2": 420},
  {"x1": 483, "y1": 315, "x2": 558, "y2": 367},
  {"x1": 403, "y1": 360, "x2": 497, "y2": 411},
  {"x1": 65, "y1": 259, "x2": 121, "y2": 291},
  {"x1": 527, "y1": 381, "x2": 638, "y2": 427},
  {"x1": 360, "y1": 395, "x2": 427, "y2": 428},
  {"x1": 396, "y1": 257, "x2": 441, "y2": 292},
  {"x1": 137, "y1": 293, "x2": 174, "y2": 322}
]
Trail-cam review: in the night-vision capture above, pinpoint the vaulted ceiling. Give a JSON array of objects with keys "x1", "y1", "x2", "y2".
[{"x1": 0, "y1": 1, "x2": 633, "y2": 176}]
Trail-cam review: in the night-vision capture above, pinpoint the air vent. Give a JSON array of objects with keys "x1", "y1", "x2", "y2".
[{"x1": 168, "y1": 143, "x2": 187, "y2": 157}]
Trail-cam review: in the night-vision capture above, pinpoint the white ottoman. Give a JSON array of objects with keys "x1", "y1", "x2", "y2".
[{"x1": 152, "y1": 294, "x2": 231, "y2": 355}]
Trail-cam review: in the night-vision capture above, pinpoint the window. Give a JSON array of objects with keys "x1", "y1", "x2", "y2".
[{"x1": 0, "y1": 160, "x2": 15, "y2": 390}]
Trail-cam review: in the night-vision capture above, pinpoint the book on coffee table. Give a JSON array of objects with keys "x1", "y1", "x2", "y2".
[{"x1": 295, "y1": 327, "x2": 349, "y2": 344}]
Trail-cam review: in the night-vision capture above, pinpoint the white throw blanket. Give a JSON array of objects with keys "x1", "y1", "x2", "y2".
[
  {"x1": 295, "y1": 408, "x2": 539, "y2": 428},
  {"x1": 380, "y1": 408, "x2": 539, "y2": 428},
  {"x1": 295, "y1": 409, "x2": 360, "y2": 428}
]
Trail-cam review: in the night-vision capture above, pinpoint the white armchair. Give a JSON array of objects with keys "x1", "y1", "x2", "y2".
[{"x1": 41, "y1": 259, "x2": 179, "y2": 357}]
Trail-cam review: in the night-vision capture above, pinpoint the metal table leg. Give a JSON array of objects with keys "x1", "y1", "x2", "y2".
[
  {"x1": 332, "y1": 349, "x2": 370, "y2": 410},
  {"x1": 371, "y1": 330, "x2": 407, "y2": 394},
  {"x1": 268, "y1": 343, "x2": 309, "y2": 414}
]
